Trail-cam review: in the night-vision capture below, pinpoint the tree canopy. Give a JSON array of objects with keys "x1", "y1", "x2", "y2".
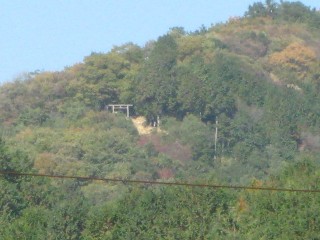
[{"x1": 1, "y1": 1, "x2": 320, "y2": 238}]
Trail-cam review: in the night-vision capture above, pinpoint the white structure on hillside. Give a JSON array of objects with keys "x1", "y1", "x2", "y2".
[{"x1": 106, "y1": 104, "x2": 133, "y2": 118}]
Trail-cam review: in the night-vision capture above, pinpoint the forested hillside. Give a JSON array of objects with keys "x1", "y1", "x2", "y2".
[{"x1": 1, "y1": 1, "x2": 320, "y2": 238}]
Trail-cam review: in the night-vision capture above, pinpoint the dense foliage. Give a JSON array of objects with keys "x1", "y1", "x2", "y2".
[{"x1": 1, "y1": 1, "x2": 320, "y2": 238}]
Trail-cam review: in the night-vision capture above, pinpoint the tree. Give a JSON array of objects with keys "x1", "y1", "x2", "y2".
[
  {"x1": 245, "y1": 0, "x2": 277, "y2": 18},
  {"x1": 238, "y1": 157, "x2": 320, "y2": 239},
  {"x1": 269, "y1": 42, "x2": 316, "y2": 79},
  {"x1": 176, "y1": 56, "x2": 208, "y2": 117},
  {"x1": 278, "y1": 1, "x2": 313, "y2": 22},
  {"x1": 135, "y1": 34, "x2": 178, "y2": 121},
  {"x1": 84, "y1": 186, "x2": 236, "y2": 239}
]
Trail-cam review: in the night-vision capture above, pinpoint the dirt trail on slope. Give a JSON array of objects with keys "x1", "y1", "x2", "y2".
[{"x1": 131, "y1": 116, "x2": 154, "y2": 135}]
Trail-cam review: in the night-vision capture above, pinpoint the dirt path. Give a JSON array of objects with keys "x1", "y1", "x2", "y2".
[{"x1": 131, "y1": 116, "x2": 154, "y2": 135}]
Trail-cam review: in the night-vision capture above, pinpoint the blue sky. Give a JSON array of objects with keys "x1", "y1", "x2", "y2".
[{"x1": 1, "y1": 0, "x2": 319, "y2": 83}]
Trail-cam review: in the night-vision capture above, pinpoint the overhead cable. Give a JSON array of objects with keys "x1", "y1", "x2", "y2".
[{"x1": 0, "y1": 171, "x2": 319, "y2": 193}]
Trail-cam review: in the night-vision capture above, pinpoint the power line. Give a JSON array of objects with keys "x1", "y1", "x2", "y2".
[{"x1": 1, "y1": 171, "x2": 319, "y2": 193}]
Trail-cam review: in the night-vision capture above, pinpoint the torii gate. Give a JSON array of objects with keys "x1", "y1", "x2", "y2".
[{"x1": 106, "y1": 104, "x2": 133, "y2": 118}]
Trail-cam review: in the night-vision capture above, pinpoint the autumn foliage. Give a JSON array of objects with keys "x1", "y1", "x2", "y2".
[{"x1": 269, "y1": 42, "x2": 316, "y2": 78}]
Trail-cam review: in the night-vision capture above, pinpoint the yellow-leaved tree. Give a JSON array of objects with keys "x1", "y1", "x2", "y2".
[{"x1": 269, "y1": 42, "x2": 316, "y2": 79}]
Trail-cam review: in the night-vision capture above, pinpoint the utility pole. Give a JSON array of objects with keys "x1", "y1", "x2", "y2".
[{"x1": 214, "y1": 118, "x2": 218, "y2": 160}]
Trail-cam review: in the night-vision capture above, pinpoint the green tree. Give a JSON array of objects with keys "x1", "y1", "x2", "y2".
[
  {"x1": 84, "y1": 186, "x2": 236, "y2": 239},
  {"x1": 135, "y1": 34, "x2": 178, "y2": 121},
  {"x1": 246, "y1": 0, "x2": 277, "y2": 18},
  {"x1": 176, "y1": 56, "x2": 209, "y2": 118},
  {"x1": 238, "y1": 157, "x2": 320, "y2": 239}
]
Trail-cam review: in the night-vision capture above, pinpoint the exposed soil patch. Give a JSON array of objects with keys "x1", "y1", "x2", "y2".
[{"x1": 138, "y1": 134, "x2": 192, "y2": 162}]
